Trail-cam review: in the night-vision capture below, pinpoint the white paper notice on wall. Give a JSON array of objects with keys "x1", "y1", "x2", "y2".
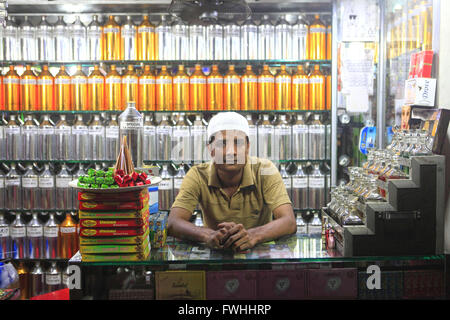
[
  {"x1": 340, "y1": 0, "x2": 379, "y2": 42},
  {"x1": 347, "y1": 87, "x2": 369, "y2": 113}
]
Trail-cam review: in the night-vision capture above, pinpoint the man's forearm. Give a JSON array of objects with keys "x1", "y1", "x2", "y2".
[
  {"x1": 168, "y1": 217, "x2": 214, "y2": 243},
  {"x1": 248, "y1": 215, "x2": 296, "y2": 245}
]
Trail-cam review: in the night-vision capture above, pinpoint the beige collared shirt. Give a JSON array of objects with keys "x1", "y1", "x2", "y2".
[{"x1": 171, "y1": 156, "x2": 292, "y2": 230}]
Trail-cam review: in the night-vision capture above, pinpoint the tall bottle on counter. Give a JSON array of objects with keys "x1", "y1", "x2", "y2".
[
  {"x1": 103, "y1": 15, "x2": 121, "y2": 60},
  {"x1": 20, "y1": 16, "x2": 37, "y2": 61},
  {"x1": 10, "y1": 213, "x2": 26, "y2": 259},
  {"x1": 156, "y1": 115, "x2": 172, "y2": 161},
  {"x1": 292, "y1": 165, "x2": 308, "y2": 209},
  {"x1": 257, "y1": 114, "x2": 274, "y2": 161},
  {"x1": 26, "y1": 213, "x2": 44, "y2": 259},
  {"x1": 39, "y1": 164, "x2": 55, "y2": 210},
  {"x1": 88, "y1": 114, "x2": 106, "y2": 161},
  {"x1": 275, "y1": 15, "x2": 292, "y2": 60},
  {"x1": 55, "y1": 66, "x2": 71, "y2": 111},
  {"x1": 44, "y1": 213, "x2": 59, "y2": 259},
  {"x1": 121, "y1": 16, "x2": 137, "y2": 60},
  {"x1": 258, "y1": 15, "x2": 275, "y2": 60},
  {"x1": 56, "y1": 165, "x2": 73, "y2": 211},
  {"x1": 241, "y1": 16, "x2": 258, "y2": 60},
  {"x1": 206, "y1": 20, "x2": 224, "y2": 60},
  {"x1": 70, "y1": 16, "x2": 87, "y2": 61},
  {"x1": 0, "y1": 212, "x2": 11, "y2": 259},
  {"x1": 189, "y1": 21, "x2": 206, "y2": 60},
  {"x1": 274, "y1": 114, "x2": 291, "y2": 161},
  {"x1": 159, "y1": 165, "x2": 173, "y2": 211},
  {"x1": 137, "y1": 15, "x2": 156, "y2": 61},
  {"x1": 156, "y1": 15, "x2": 173, "y2": 60},
  {"x1": 72, "y1": 114, "x2": 89, "y2": 160},
  {"x1": 119, "y1": 102, "x2": 144, "y2": 167},
  {"x1": 5, "y1": 164, "x2": 22, "y2": 210},
  {"x1": 156, "y1": 65, "x2": 173, "y2": 111},
  {"x1": 36, "y1": 16, "x2": 55, "y2": 61},
  {"x1": 58, "y1": 212, "x2": 78, "y2": 259},
  {"x1": 143, "y1": 115, "x2": 156, "y2": 162},
  {"x1": 54, "y1": 16, "x2": 70, "y2": 62},
  {"x1": 87, "y1": 15, "x2": 103, "y2": 60},
  {"x1": 38, "y1": 115, "x2": 55, "y2": 161},
  {"x1": 22, "y1": 115, "x2": 38, "y2": 161},
  {"x1": 192, "y1": 115, "x2": 207, "y2": 163},
  {"x1": 292, "y1": 15, "x2": 309, "y2": 60},
  {"x1": 22, "y1": 164, "x2": 39, "y2": 210},
  {"x1": 172, "y1": 18, "x2": 188, "y2": 61},
  {"x1": 105, "y1": 115, "x2": 120, "y2": 161}
]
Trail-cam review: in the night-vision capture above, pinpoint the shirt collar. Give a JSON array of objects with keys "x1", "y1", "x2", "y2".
[{"x1": 208, "y1": 157, "x2": 255, "y2": 189}]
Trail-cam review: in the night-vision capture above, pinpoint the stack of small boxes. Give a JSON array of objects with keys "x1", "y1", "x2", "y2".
[{"x1": 78, "y1": 188, "x2": 151, "y2": 262}]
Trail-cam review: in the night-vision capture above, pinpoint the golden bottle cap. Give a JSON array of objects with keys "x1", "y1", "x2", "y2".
[
  {"x1": 179, "y1": 65, "x2": 184, "y2": 70},
  {"x1": 246, "y1": 65, "x2": 252, "y2": 71},
  {"x1": 26, "y1": 65, "x2": 32, "y2": 71},
  {"x1": 281, "y1": 65, "x2": 287, "y2": 71},
  {"x1": 128, "y1": 64, "x2": 134, "y2": 71},
  {"x1": 43, "y1": 65, "x2": 49, "y2": 71},
  {"x1": 195, "y1": 64, "x2": 201, "y2": 70},
  {"x1": 263, "y1": 65, "x2": 269, "y2": 71},
  {"x1": 77, "y1": 65, "x2": 82, "y2": 70},
  {"x1": 212, "y1": 65, "x2": 219, "y2": 71},
  {"x1": 161, "y1": 65, "x2": 167, "y2": 71},
  {"x1": 144, "y1": 65, "x2": 151, "y2": 71},
  {"x1": 229, "y1": 65, "x2": 235, "y2": 71}
]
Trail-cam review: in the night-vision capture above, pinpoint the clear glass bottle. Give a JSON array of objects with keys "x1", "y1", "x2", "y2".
[
  {"x1": 105, "y1": 114, "x2": 120, "y2": 161},
  {"x1": 21, "y1": 115, "x2": 38, "y2": 161},
  {"x1": 159, "y1": 165, "x2": 173, "y2": 211},
  {"x1": 20, "y1": 16, "x2": 37, "y2": 61},
  {"x1": 121, "y1": 16, "x2": 137, "y2": 60},
  {"x1": 257, "y1": 114, "x2": 275, "y2": 160},
  {"x1": 275, "y1": 15, "x2": 292, "y2": 60},
  {"x1": 0, "y1": 170, "x2": 5, "y2": 210},
  {"x1": 5, "y1": 164, "x2": 22, "y2": 210},
  {"x1": 240, "y1": 15, "x2": 258, "y2": 60},
  {"x1": 70, "y1": 16, "x2": 87, "y2": 61},
  {"x1": 72, "y1": 114, "x2": 89, "y2": 161},
  {"x1": 44, "y1": 213, "x2": 59, "y2": 259},
  {"x1": 5, "y1": 114, "x2": 22, "y2": 160},
  {"x1": 206, "y1": 21, "x2": 224, "y2": 60},
  {"x1": 309, "y1": 114, "x2": 326, "y2": 160},
  {"x1": 143, "y1": 115, "x2": 156, "y2": 162},
  {"x1": 156, "y1": 15, "x2": 173, "y2": 60},
  {"x1": 39, "y1": 164, "x2": 55, "y2": 210},
  {"x1": 10, "y1": 213, "x2": 26, "y2": 259},
  {"x1": 156, "y1": 115, "x2": 173, "y2": 161},
  {"x1": 292, "y1": 164, "x2": 308, "y2": 209},
  {"x1": 26, "y1": 213, "x2": 44, "y2": 259},
  {"x1": 87, "y1": 15, "x2": 102, "y2": 60},
  {"x1": 55, "y1": 165, "x2": 72, "y2": 211},
  {"x1": 258, "y1": 15, "x2": 275, "y2": 60},
  {"x1": 308, "y1": 163, "x2": 325, "y2": 209},
  {"x1": 223, "y1": 21, "x2": 240, "y2": 60},
  {"x1": 189, "y1": 21, "x2": 206, "y2": 60},
  {"x1": 274, "y1": 114, "x2": 291, "y2": 161},
  {"x1": 36, "y1": 15, "x2": 55, "y2": 61},
  {"x1": 246, "y1": 114, "x2": 257, "y2": 158},
  {"x1": 3, "y1": 16, "x2": 20, "y2": 61},
  {"x1": 172, "y1": 114, "x2": 192, "y2": 163},
  {"x1": 45, "y1": 262, "x2": 62, "y2": 293},
  {"x1": 292, "y1": 114, "x2": 309, "y2": 160},
  {"x1": 0, "y1": 212, "x2": 11, "y2": 259},
  {"x1": 54, "y1": 115, "x2": 72, "y2": 160},
  {"x1": 22, "y1": 164, "x2": 39, "y2": 210},
  {"x1": 119, "y1": 102, "x2": 144, "y2": 167},
  {"x1": 173, "y1": 164, "x2": 186, "y2": 200},
  {"x1": 292, "y1": 15, "x2": 309, "y2": 60},
  {"x1": 37, "y1": 115, "x2": 55, "y2": 161},
  {"x1": 30, "y1": 262, "x2": 45, "y2": 297},
  {"x1": 191, "y1": 115, "x2": 207, "y2": 163},
  {"x1": 88, "y1": 114, "x2": 106, "y2": 160},
  {"x1": 54, "y1": 16, "x2": 70, "y2": 62},
  {"x1": 280, "y1": 164, "x2": 292, "y2": 201}
]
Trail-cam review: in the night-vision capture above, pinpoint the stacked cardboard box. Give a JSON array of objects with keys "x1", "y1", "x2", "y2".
[{"x1": 78, "y1": 188, "x2": 151, "y2": 262}]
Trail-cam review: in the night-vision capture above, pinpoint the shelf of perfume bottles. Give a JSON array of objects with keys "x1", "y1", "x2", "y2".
[{"x1": 1, "y1": 110, "x2": 332, "y2": 115}]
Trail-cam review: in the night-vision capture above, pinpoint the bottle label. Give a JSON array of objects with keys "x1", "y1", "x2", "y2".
[
  {"x1": 87, "y1": 30, "x2": 102, "y2": 38},
  {"x1": 310, "y1": 78, "x2": 324, "y2": 84},
  {"x1": 39, "y1": 177, "x2": 55, "y2": 188},
  {"x1": 173, "y1": 129, "x2": 190, "y2": 137},
  {"x1": 122, "y1": 78, "x2": 138, "y2": 84},
  {"x1": 56, "y1": 177, "x2": 72, "y2": 188},
  {"x1": 191, "y1": 127, "x2": 206, "y2": 136},
  {"x1": 293, "y1": 27, "x2": 308, "y2": 37},
  {"x1": 190, "y1": 27, "x2": 204, "y2": 36},
  {"x1": 157, "y1": 127, "x2": 171, "y2": 135},
  {"x1": 144, "y1": 127, "x2": 156, "y2": 135},
  {"x1": 190, "y1": 78, "x2": 206, "y2": 84},
  {"x1": 0, "y1": 178, "x2": 4, "y2": 188},
  {"x1": 174, "y1": 178, "x2": 183, "y2": 189},
  {"x1": 89, "y1": 127, "x2": 104, "y2": 135},
  {"x1": 293, "y1": 78, "x2": 309, "y2": 85},
  {"x1": 208, "y1": 29, "x2": 223, "y2": 37},
  {"x1": 276, "y1": 26, "x2": 291, "y2": 33},
  {"x1": 20, "y1": 79, "x2": 36, "y2": 85},
  {"x1": 71, "y1": 78, "x2": 87, "y2": 85},
  {"x1": 60, "y1": 227, "x2": 76, "y2": 234},
  {"x1": 243, "y1": 26, "x2": 257, "y2": 33},
  {"x1": 309, "y1": 127, "x2": 325, "y2": 134},
  {"x1": 11, "y1": 227, "x2": 26, "y2": 238},
  {"x1": 21, "y1": 30, "x2": 35, "y2": 38},
  {"x1": 207, "y1": 78, "x2": 223, "y2": 84},
  {"x1": 309, "y1": 178, "x2": 324, "y2": 188},
  {"x1": 88, "y1": 78, "x2": 104, "y2": 85},
  {"x1": 258, "y1": 78, "x2": 274, "y2": 83},
  {"x1": 36, "y1": 30, "x2": 50, "y2": 37},
  {"x1": 46, "y1": 275, "x2": 61, "y2": 286},
  {"x1": 27, "y1": 226, "x2": 43, "y2": 237},
  {"x1": 104, "y1": 27, "x2": 119, "y2": 34},
  {"x1": 3, "y1": 78, "x2": 19, "y2": 85},
  {"x1": 225, "y1": 29, "x2": 240, "y2": 38},
  {"x1": 44, "y1": 226, "x2": 58, "y2": 238},
  {"x1": 310, "y1": 27, "x2": 326, "y2": 33},
  {"x1": 55, "y1": 78, "x2": 71, "y2": 85},
  {"x1": 37, "y1": 79, "x2": 53, "y2": 85},
  {"x1": 106, "y1": 77, "x2": 122, "y2": 84},
  {"x1": 23, "y1": 177, "x2": 38, "y2": 188},
  {"x1": 249, "y1": 127, "x2": 256, "y2": 136},
  {"x1": 42, "y1": 127, "x2": 55, "y2": 135},
  {"x1": 277, "y1": 128, "x2": 291, "y2": 136},
  {"x1": 173, "y1": 78, "x2": 189, "y2": 84},
  {"x1": 139, "y1": 27, "x2": 154, "y2": 33},
  {"x1": 71, "y1": 29, "x2": 85, "y2": 38},
  {"x1": 276, "y1": 77, "x2": 291, "y2": 84},
  {"x1": 121, "y1": 29, "x2": 136, "y2": 37},
  {"x1": 6, "y1": 178, "x2": 20, "y2": 186},
  {"x1": 156, "y1": 78, "x2": 172, "y2": 85},
  {"x1": 241, "y1": 78, "x2": 257, "y2": 83},
  {"x1": 156, "y1": 26, "x2": 170, "y2": 34},
  {"x1": 260, "y1": 29, "x2": 275, "y2": 36},
  {"x1": 140, "y1": 78, "x2": 155, "y2": 85},
  {"x1": 293, "y1": 126, "x2": 308, "y2": 134},
  {"x1": 293, "y1": 177, "x2": 308, "y2": 188},
  {"x1": 159, "y1": 179, "x2": 173, "y2": 190},
  {"x1": 0, "y1": 227, "x2": 9, "y2": 237},
  {"x1": 224, "y1": 78, "x2": 240, "y2": 84},
  {"x1": 106, "y1": 127, "x2": 119, "y2": 138},
  {"x1": 120, "y1": 120, "x2": 143, "y2": 129},
  {"x1": 73, "y1": 127, "x2": 88, "y2": 135},
  {"x1": 283, "y1": 178, "x2": 292, "y2": 189},
  {"x1": 259, "y1": 127, "x2": 274, "y2": 135}
]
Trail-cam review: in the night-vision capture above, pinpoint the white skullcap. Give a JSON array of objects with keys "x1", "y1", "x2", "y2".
[{"x1": 207, "y1": 112, "x2": 249, "y2": 141}]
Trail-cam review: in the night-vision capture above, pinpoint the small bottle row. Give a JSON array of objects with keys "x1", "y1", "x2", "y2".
[
  {"x1": 0, "y1": 112, "x2": 330, "y2": 163},
  {"x1": 2, "y1": 14, "x2": 330, "y2": 61},
  {"x1": 0, "y1": 211, "x2": 79, "y2": 260},
  {"x1": 0, "y1": 63, "x2": 331, "y2": 112}
]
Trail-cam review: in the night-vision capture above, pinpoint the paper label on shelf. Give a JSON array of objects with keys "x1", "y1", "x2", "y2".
[
  {"x1": 46, "y1": 275, "x2": 61, "y2": 286},
  {"x1": 139, "y1": 27, "x2": 155, "y2": 33},
  {"x1": 3, "y1": 78, "x2": 19, "y2": 85},
  {"x1": 88, "y1": 78, "x2": 104, "y2": 85},
  {"x1": 104, "y1": 27, "x2": 119, "y2": 34},
  {"x1": 11, "y1": 227, "x2": 25, "y2": 238},
  {"x1": 156, "y1": 78, "x2": 172, "y2": 85},
  {"x1": 27, "y1": 226, "x2": 43, "y2": 237},
  {"x1": 56, "y1": 177, "x2": 72, "y2": 188},
  {"x1": 55, "y1": 78, "x2": 71, "y2": 85},
  {"x1": 20, "y1": 79, "x2": 36, "y2": 85},
  {"x1": 60, "y1": 227, "x2": 76, "y2": 234},
  {"x1": 22, "y1": 177, "x2": 38, "y2": 188},
  {"x1": 106, "y1": 127, "x2": 119, "y2": 138},
  {"x1": 6, "y1": 127, "x2": 20, "y2": 135},
  {"x1": 293, "y1": 177, "x2": 308, "y2": 188},
  {"x1": 309, "y1": 178, "x2": 325, "y2": 188},
  {"x1": 106, "y1": 77, "x2": 122, "y2": 84},
  {"x1": 258, "y1": 78, "x2": 274, "y2": 83},
  {"x1": 44, "y1": 227, "x2": 58, "y2": 238},
  {"x1": 173, "y1": 78, "x2": 189, "y2": 84},
  {"x1": 39, "y1": 177, "x2": 55, "y2": 188},
  {"x1": 190, "y1": 78, "x2": 206, "y2": 84},
  {"x1": 0, "y1": 227, "x2": 9, "y2": 237},
  {"x1": 159, "y1": 179, "x2": 173, "y2": 190},
  {"x1": 71, "y1": 78, "x2": 87, "y2": 85},
  {"x1": 120, "y1": 120, "x2": 143, "y2": 130},
  {"x1": 6, "y1": 178, "x2": 20, "y2": 186},
  {"x1": 140, "y1": 78, "x2": 155, "y2": 85}
]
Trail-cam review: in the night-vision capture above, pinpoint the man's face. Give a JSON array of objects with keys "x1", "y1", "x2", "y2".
[{"x1": 208, "y1": 130, "x2": 249, "y2": 173}]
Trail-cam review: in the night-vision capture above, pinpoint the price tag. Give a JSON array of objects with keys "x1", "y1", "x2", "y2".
[
  {"x1": 11, "y1": 227, "x2": 26, "y2": 238},
  {"x1": 60, "y1": 227, "x2": 76, "y2": 234},
  {"x1": 23, "y1": 177, "x2": 38, "y2": 188},
  {"x1": 27, "y1": 226, "x2": 43, "y2": 237},
  {"x1": 6, "y1": 178, "x2": 20, "y2": 186},
  {"x1": 46, "y1": 274, "x2": 61, "y2": 286},
  {"x1": 39, "y1": 177, "x2": 55, "y2": 188},
  {"x1": 309, "y1": 178, "x2": 324, "y2": 189},
  {"x1": 293, "y1": 177, "x2": 308, "y2": 188},
  {"x1": 56, "y1": 177, "x2": 72, "y2": 188}
]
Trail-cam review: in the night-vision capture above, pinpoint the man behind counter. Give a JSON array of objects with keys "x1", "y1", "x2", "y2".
[{"x1": 168, "y1": 112, "x2": 296, "y2": 252}]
